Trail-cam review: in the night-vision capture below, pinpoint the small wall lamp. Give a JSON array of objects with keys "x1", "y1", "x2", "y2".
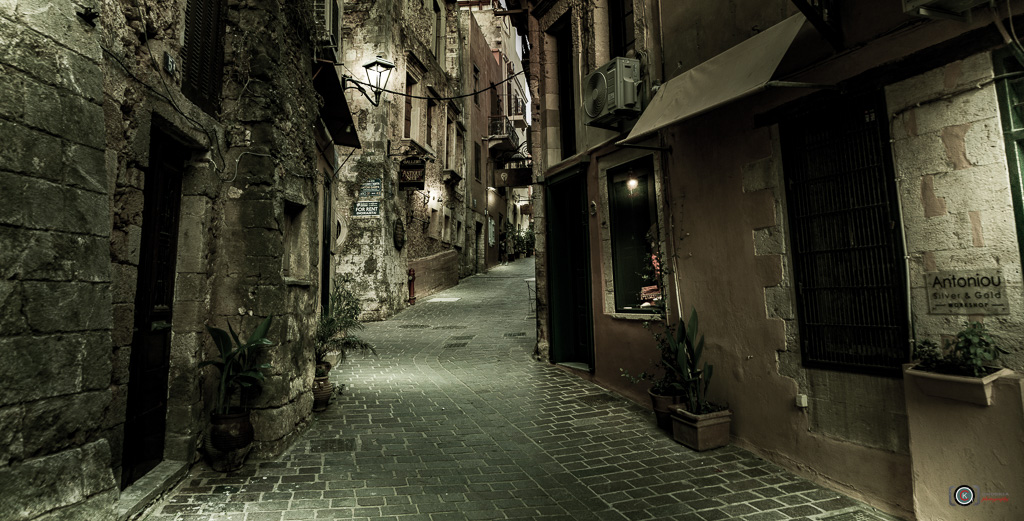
[{"x1": 343, "y1": 56, "x2": 396, "y2": 107}]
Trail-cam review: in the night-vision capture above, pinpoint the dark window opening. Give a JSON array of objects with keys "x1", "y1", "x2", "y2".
[
  {"x1": 780, "y1": 91, "x2": 908, "y2": 375},
  {"x1": 427, "y1": 100, "x2": 435, "y2": 147},
  {"x1": 550, "y1": 14, "x2": 576, "y2": 159},
  {"x1": 474, "y1": 142, "x2": 482, "y2": 181},
  {"x1": 473, "y1": 66, "x2": 480, "y2": 105},
  {"x1": 404, "y1": 74, "x2": 416, "y2": 138},
  {"x1": 608, "y1": 0, "x2": 635, "y2": 57},
  {"x1": 607, "y1": 156, "x2": 659, "y2": 313}
]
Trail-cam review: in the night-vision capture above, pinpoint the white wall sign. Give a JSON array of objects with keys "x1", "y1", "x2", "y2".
[
  {"x1": 925, "y1": 269, "x2": 1009, "y2": 315},
  {"x1": 354, "y1": 201, "x2": 380, "y2": 217}
]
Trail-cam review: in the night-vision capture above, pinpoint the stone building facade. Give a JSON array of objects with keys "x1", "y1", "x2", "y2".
[
  {"x1": 511, "y1": 0, "x2": 1024, "y2": 519},
  {"x1": 337, "y1": 0, "x2": 467, "y2": 317},
  {"x1": 337, "y1": 0, "x2": 526, "y2": 316},
  {"x1": 2, "y1": 0, "x2": 356, "y2": 518}
]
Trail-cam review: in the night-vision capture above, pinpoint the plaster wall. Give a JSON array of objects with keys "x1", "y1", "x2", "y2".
[
  {"x1": 408, "y1": 250, "x2": 461, "y2": 299},
  {"x1": 660, "y1": 104, "x2": 915, "y2": 517},
  {"x1": 904, "y1": 371, "x2": 1024, "y2": 520}
]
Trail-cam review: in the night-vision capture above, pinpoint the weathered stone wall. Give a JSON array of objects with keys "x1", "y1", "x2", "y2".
[
  {"x1": 210, "y1": 0, "x2": 322, "y2": 456},
  {"x1": 340, "y1": 0, "x2": 467, "y2": 320},
  {"x1": 0, "y1": 1, "x2": 118, "y2": 519},
  {"x1": 887, "y1": 53, "x2": 1024, "y2": 370}
]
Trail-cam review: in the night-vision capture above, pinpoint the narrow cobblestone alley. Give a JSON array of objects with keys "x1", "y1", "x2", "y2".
[{"x1": 143, "y1": 259, "x2": 901, "y2": 521}]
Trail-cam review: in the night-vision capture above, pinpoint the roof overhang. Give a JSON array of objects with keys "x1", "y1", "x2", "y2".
[{"x1": 313, "y1": 63, "x2": 361, "y2": 149}]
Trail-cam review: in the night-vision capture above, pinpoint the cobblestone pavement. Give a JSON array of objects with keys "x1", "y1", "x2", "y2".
[{"x1": 145, "y1": 258, "x2": 901, "y2": 521}]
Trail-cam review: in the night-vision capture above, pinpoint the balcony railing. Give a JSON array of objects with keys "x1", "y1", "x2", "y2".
[{"x1": 488, "y1": 115, "x2": 519, "y2": 150}]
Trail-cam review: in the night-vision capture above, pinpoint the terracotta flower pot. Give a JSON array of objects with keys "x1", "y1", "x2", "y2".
[
  {"x1": 670, "y1": 406, "x2": 732, "y2": 451},
  {"x1": 648, "y1": 388, "x2": 682, "y2": 431},
  {"x1": 209, "y1": 409, "x2": 254, "y2": 452},
  {"x1": 312, "y1": 376, "x2": 333, "y2": 412}
]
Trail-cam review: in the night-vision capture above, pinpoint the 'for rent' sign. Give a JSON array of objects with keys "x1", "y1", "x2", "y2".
[{"x1": 925, "y1": 269, "x2": 1009, "y2": 315}]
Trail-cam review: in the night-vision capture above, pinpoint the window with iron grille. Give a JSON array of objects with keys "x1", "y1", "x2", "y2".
[
  {"x1": 780, "y1": 91, "x2": 908, "y2": 375},
  {"x1": 182, "y1": 0, "x2": 227, "y2": 114}
]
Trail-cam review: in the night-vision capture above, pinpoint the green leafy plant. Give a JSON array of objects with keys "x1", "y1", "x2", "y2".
[
  {"x1": 201, "y1": 315, "x2": 274, "y2": 415},
  {"x1": 914, "y1": 321, "x2": 1009, "y2": 377},
  {"x1": 667, "y1": 308, "x2": 724, "y2": 414},
  {"x1": 315, "y1": 277, "x2": 375, "y2": 367},
  {"x1": 621, "y1": 308, "x2": 723, "y2": 414}
]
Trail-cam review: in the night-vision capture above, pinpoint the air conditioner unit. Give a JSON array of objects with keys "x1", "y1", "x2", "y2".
[
  {"x1": 583, "y1": 57, "x2": 641, "y2": 128},
  {"x1": 903, "y1": 0, "x2": 987, "y2": 20}
]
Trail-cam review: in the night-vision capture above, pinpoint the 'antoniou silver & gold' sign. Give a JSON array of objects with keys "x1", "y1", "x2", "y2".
[{"x1": 925, "y1": 269, "x2": 1009, "y2": 315}]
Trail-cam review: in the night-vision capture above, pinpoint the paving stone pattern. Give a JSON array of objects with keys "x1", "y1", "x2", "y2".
[{"x1": 144, "y1": 259, "x2": 901, "y2": 521}]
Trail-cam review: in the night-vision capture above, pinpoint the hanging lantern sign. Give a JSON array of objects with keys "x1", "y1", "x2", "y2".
[{"x1": 399, "y1": 156, "x2": 426, "y2": 190}]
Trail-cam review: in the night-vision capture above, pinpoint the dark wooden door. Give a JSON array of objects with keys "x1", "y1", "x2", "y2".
[
  {"x1": 546, "y1": 169, "x2": 594, "y2": 368},
  {"x1": 321, "y1": 176, "x2": 333, "y2": 309},
  {"x1": 121, "y1": 129, "x2": 187, "y2": 489}
]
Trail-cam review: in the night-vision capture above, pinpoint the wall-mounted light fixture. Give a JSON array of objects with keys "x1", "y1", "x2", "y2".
[
  {"x1": 626, "y1": 169, "x2": 639, "y2": 193},
  {"x1": 342, "y1": 56, "x2": 396, "y2": 107}
]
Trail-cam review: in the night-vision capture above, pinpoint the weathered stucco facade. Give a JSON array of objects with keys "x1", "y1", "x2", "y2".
[
  {"x1": 2, "y1": 0, "x2": 352, "y2": 518},
  {"x1": 515, "y1": 0, "x2": 1024, "y2": 518}
]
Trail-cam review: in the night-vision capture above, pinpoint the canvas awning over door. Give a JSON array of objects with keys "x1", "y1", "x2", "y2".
[{"x1": 620, "y1": 13, "x2": 808, "y2": 144}]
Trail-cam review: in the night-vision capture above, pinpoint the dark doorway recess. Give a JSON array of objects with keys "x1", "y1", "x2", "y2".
[
  {"x1": 546, "y1": 168, "x2": 594, "y2": 369},
  {"x1": 121, "y1": 128, "x2": 188, "y2": 489},
  {"x1": 321, "y1": 175, "x2": 333, "y2": 310}
]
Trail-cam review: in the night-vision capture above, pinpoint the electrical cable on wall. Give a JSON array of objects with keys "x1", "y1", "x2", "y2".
[
  {"x1": 136, "y1": 3, "x2": 226, "y2": 173},
  {"x1": 342, "y1": 68, "x2": 524, "y2": 100}
]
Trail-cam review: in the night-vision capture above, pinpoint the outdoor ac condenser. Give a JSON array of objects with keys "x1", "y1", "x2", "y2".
[{"x1": 582, "y1": 57, "x2": 642, "y2": 128}]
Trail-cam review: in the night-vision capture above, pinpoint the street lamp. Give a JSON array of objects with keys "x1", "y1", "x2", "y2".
[{"x1": 343, "y1": 56, "x2": 396, "y2": 107}]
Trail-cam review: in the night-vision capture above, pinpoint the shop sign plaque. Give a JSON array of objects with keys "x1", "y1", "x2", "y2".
[
  {"x1": 925, "y1": 269, "x2": 1009, "y2": 315},
  {"x1": 359, "y1": 178, "x2": 382, "y2": 197},
  {"x1": 354, "y1": 201, "x2": 380, "y2": 216}
]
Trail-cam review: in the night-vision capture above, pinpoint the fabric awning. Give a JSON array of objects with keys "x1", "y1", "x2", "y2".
[{"x1": 620, "y1": 13, "x2": 807, "y2": 144}]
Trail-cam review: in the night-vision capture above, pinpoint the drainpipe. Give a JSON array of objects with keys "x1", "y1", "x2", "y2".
[{"x1": 889, "y1": 124, "x2": 916, "y2": 358}]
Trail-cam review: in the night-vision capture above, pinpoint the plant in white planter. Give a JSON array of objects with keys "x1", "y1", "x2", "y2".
[{"x1": 905, "y1": 321, "x2": 1012, "y2": 406}]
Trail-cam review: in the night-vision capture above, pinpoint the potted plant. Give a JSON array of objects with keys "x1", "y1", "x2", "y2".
[
  {"x1": 200, "y1": 315, "x2": 274, "y2": 469},
  {"x1": 904, "y1": 321, "x2": 1012, "y2": 406},
  {"x1": 666, "y1": 308, "x2": 732, "y2": 451},
  {"x1": 312, "y1": 363, "x2": 333, "y2": 412},
  {"x1": 621, "y1": 245, "x2": 680, "y2": 429},
  {"x1": 523, "y1": 228, "x2": 535, "y2": 257},
  {"x1": 312, "y1": 278, "x2": 375, "y2": 411}
]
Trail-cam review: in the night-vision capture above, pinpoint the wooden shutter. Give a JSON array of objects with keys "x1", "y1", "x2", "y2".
[{"x1": 182, "y1": 0, "x2": 227, "y2": 114}]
